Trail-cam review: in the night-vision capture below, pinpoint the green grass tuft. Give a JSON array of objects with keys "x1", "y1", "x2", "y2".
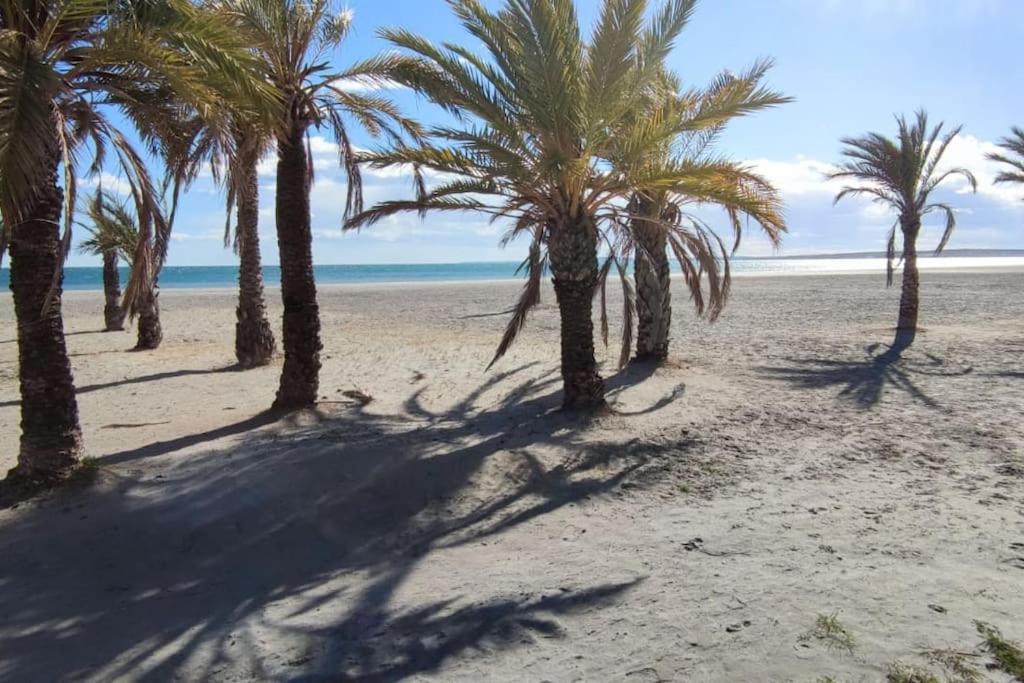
[
  {"x1": 800, "y1": 613, "x2": 856, "y2": 654},
  {"x1": 886, "y1": 661, "x2": 940, "y2": 683},
  {"x1": 976, "y1": 621, "x2": 1024, "y2": 681}
]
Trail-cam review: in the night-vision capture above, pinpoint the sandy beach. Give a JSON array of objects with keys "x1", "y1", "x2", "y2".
[{"x1": 0, "y1": 268, "x2": 1022, "y2": 681}]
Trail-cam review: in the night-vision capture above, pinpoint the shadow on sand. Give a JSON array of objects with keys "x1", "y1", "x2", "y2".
[
  {"x1": 0, "y1": 362, "x2": 683, "y2": 681},
  {"x1": 0, "y1": 365, "x2": 240, "y2": 408},
  {"x1": 758, "y1": 330, "x2": 973, "y2": 409}
]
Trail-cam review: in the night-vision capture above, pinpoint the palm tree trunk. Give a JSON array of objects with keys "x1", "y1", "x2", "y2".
[
  {"x1": 548, "y1": 218, "x2": 605, "y2": 409},
  {"x1": 134, "y1": 284, "x2": 162, "y2": 350},
  {"x1": 272, "y1": 122, "x2": 321, "y2": 409},
  {"x1": 4, "y1": 136, "x2": 82, "y2": 487},
  {"x1": 632, "y1": 197, "x2": 672, "y2": 362},
  {"x1": 898, "y1": 218, "x2": 920, "y2": 332},
  {"x1": 234, "y1": 134, "x2": 276, "y2": 368},
  {"x1": 102, "y1": 251, "x2": 125, "y2": 332}
]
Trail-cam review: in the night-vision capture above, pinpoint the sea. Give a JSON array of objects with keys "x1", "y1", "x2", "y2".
[{"x1": 4, "y1": 255, "x2": 1023, "y2": 291}]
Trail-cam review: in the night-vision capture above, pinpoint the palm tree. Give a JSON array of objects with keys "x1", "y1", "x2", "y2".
[
  {"x1": 987, "y1": 127, "x2": 1024, "y2": 193},
  {"x1": 78, "y1": 191, "x2": 139, "y2": 332},
  {"x1": 228, "y1": 129, "x2": 277, "y2": 367},
  {"x1": 121, "y1": 188, "x2": 170, "y2": 351},
  {"x1": 611, "y1": 64, "x2": 789, "y2": 363},
  {"x1": 831, "y1": 111, "x2": 977, "y2": 338},
  {"x1": 223, "y1": 0, "x2": 421, "y2": 409},
  {"x1": 80, "y1": 189, "x2": 169, "y2": 352},
  {"x1": 0, "y1": 0, "x2": 269, "y2": 489},
  {"x1": 347, "y1": 0, "x2": 761, "y2": 408}
]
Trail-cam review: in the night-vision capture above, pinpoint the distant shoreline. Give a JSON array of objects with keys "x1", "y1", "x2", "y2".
[{"x1": 43, "y1": 260, "x2": 1024, "y2": 294}]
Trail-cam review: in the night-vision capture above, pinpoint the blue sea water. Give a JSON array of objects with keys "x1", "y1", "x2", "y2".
[{"x1": 3, "y1": 256, "x2": 1023, "y2": 291}]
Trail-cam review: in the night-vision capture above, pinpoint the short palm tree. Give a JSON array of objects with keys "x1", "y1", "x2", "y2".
[
  {"x1": 0, "y1": 0, "x2": 270, "y2": 488},
  {"x1": 830, "y1": 111, "x2": 977, "y2": 337},
  {"x1": 78, "y1": 191, "x2": 139, "y2": 332},
  {"x1": 121, "y1": 187, "x2": 171, "y2": 351},
  {"x1": 987, "y1": 127, "x2": 1024, "y2": 193},
  {"x1": 611, "y1": 64, "x2": 789, "y2": 362},
  {"x1": 223, "y1": 0, "x2": 421, "y2": 409},
  {"x1": 348, "y1": 0, "x2": 762, "y2": 408}
]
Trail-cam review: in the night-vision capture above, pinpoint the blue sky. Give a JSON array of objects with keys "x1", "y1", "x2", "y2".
[{"x1": 72, "y1": 0, "x2": 1024, "y2": 267}]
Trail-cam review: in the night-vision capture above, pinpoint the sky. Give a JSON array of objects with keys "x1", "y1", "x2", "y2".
[{"x1": 71, "y1": 0, "x2": 1024, "y2": 267}]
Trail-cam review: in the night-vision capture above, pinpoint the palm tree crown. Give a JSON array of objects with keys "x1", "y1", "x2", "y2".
[
  {"x1": 78, "y1": 191, "x2": 140, "y2": 264},
  {"x1": 221, "y1": 0, "x2": 422, "y2": 219},
  {"x1": 987, "y1": 126, "x2": 1024, "y2": 190},
  {"x1": 829, "y1": 110, "x2": 977, "y2": 285}
]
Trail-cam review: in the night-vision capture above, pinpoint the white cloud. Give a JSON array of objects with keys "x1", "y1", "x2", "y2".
[
  {"x1": 78, "y1": 172, "x2": 133, "y2": 197},
  {"x1": 331, "y1": 77, "x2": 407, "y2": 94},
  {"x1": 936, "y1": 134, "x2": 1023, "y2": 206},
  {"x1": 170, "y1": 231, "x2": 220, "y2": 243},
  {"x1": 748, "y1": 135, "x2": 1024, "y2": 210},
  {"x1": 747, "y1": 155, "x2": 840, "y2": 196}
]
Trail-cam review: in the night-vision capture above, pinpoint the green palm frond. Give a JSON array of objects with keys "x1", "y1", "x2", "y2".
[
  {"x1": 987, "y1": 126, "x2": 1024, "y2": 190},
  {"x1": 77, "y1": 190, "x2": 140, "y2": 263}
]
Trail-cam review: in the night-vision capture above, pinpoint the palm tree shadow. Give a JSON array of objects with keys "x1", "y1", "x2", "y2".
[
  {"x1": 759, "y1": 330, "x2": 972, "y2": 409},
  {"x1": 0, "y1": 365, "x2": 241, "y2": 408},
  {"x1": 0, "y1": 364, "x2": 670, "y2": 681}
]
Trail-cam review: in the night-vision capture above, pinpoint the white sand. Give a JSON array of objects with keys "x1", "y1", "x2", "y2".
[{"x1": 0, "y1": 269, "x2": 1022, "y2": 681}]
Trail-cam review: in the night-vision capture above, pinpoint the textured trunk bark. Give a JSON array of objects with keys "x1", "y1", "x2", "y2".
[
  {"x1": 134, "y1": 284, "x2": 162, "y2": 350},
  {"x1": 4, "y1": 131, "x2": 82, "y2": 487},
  {"x1": 632, "y1": 196, "x2": 672, "y2": 362},
  {"x1": 272, "y1": 122, "x2": 321, "y2": 409},
  {"x1": 897, "y1": 217, "x2": 920, "y2": 332},
  {"x1": 102, "y1": 251, "x2": 125, "y2": 331},
  {"x1": 548, "y1": 217, "x2": 605, "y2": 409},
  {"x1": 234, "y1": 133, "x2": 276, "y2": 368}
]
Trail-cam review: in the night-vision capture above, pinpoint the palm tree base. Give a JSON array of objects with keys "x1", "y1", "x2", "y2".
[
  {"x1": 633, "y1": 349, "x2": 669, "y2": 364},
  {"x1": 103, "y1": 305, "x2": 126, "y2": 332},
  {"x1": 235, "y1": 317, "x2": 276, "y2": 368}
]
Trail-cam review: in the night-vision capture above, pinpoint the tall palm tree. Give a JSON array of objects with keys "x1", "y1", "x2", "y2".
[
  {"x1": 831, "y1": 111, "x2": 977, "y2": 337},
  {"x1": 0, "y1": 0, "x2": 270, "y2": 489},
  {"x1": 611, "y1": 64, "x2": 789, "y2": 363},
  {"x1": 228, "y1": 128, "x2": 277, "y2": 367},
  {"x1": 78, "y1": 191, "x2": 138, "y2": 332},
  {"x1": 987, "y1": 127, "x2": 1024, "y2": 193},
  {"x1": 347, "y1": 0, "x2": 760, "y2": 408},
  {"x1": 224, "y1": 0, "x2": 421, "y2": 409}
]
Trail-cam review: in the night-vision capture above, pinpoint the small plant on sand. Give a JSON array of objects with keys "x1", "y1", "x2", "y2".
[
  {"x1": 919, "y1": 648, "x2": 982, "y2": 683},
  {"x1": 976, "y1": 621, "x2": 1024, "y2": 681},
  {"x1": 920, "y1": 648, "x2": 982, "y2": 683},
  {"x1": 886, "y1": 661, "x2": 940, "y2": 683},
  {"x1": 800, "y1": 613, "x2": 856, "y2": 654}
]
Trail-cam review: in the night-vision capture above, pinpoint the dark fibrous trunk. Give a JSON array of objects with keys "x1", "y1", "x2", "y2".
[
  {"x1": 272, "y1": 121, "x2": 321, "y2": 409},
  {"x1": 548, "y1": 217, "x2": 605, "y2": 409},
  {"x1": 134, "y1": 284, "x2": 162, "y2": 350},
  {"x1": 4, "y1": 131, "x2": 82, "y2": 488},
  {"x1": 897, "y1": 216, "x2": 920, "y2": 334},
  {"x1": 234, "y1": 134, "x2": 276, "y2": 368},
  {"x1": 632, "y1": 197, "x2": 672, "y2": 363},
  {"x1": 102, "y1": 251, "x2": 125, "y2": 331}
]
